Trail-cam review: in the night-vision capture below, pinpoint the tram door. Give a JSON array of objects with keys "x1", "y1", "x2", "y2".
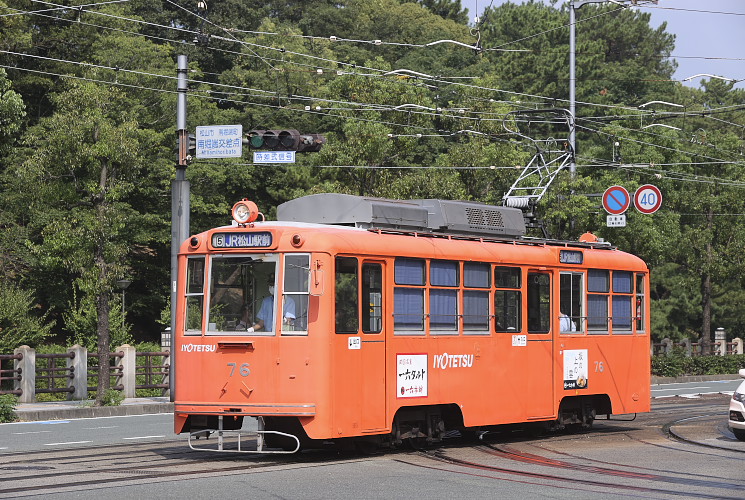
[
  {"x1": 334, "y1": 258, "x2": 387, "y2": 433},
  {"x1": 526, "y1": 271, "x2": 554, "y2": 418}
]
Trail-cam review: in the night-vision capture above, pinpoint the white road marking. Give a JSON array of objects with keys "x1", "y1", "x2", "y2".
[
  {"x1": 44, "y1": 441, "x2": 92, "y2": 446},
  {"x1": 123, "y1": 435, "x2": 165, "y2": 440},
  {"x1": 12, "y1": 430, "x2": 53, "y2": 435},
  {"x1": 653, "y1": 386, "x2": 709, "y2": 392},
  {"x1": 83, "y1": 426, "x2": 119, "y2": 430}
]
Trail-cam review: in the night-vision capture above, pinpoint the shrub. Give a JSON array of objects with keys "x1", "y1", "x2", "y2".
[
  {"x1": 101, "y1": 389, "x2": 124, "y2": 406},
  {"x1": 0, "y1": 394, "x2": 18, "y2": 423},
  {"x1": 652, "y1": 353, "x2": 745, "y2": 377}
]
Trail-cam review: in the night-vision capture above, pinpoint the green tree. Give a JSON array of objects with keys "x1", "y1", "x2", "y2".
[
  {"x1": 8, "y1": 81, "x2": 164, "y2": 404},
  {"x1": 401, "y1": 0, "x2": 470, "y2": 24},
  {"x1": 0, "y1": 285, "x2": 54, "y2": 353}
]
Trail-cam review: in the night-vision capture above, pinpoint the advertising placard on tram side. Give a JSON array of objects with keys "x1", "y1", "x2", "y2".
[
  {"x1": 397, "y1": 354, "x2": 428, "y2": 398},
  {"x1": 563, "y1": 349, "x2": 588, "y2": 390}
]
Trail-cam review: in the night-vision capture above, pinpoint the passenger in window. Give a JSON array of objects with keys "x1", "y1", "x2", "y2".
[
  {"x1": 237, "y1": 304, "x2": 251, "y2": 330},
  {"x1": 560, "y1": 311, "x2": 577, "y2": 332},
  {"x1": 244, "y1": 275, "x2": 296, "y2": 332}
]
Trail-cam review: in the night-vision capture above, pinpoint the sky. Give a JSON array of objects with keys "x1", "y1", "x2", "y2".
[{"x1": 460, "y1": 0, "x2": 745, "y2": 89}]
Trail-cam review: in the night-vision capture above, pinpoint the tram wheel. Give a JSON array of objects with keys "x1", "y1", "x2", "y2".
[
  {"x1": 523, "y1": 422, "x2": 549, "y2": 438},
  {"x1": 354, "y1": 438, "x2": 380, "y2": 455}
]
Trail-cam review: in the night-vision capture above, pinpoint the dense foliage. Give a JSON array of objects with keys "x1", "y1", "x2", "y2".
[
  {"x1": 652, "y1": 353, "x2": 745, "y2": 378},
  {"x1": 0, "y1": 394, "x2": 17, "y2": 423},
  {"x1": 0, "y1": 0, "x2": 743, "y2": 356}
]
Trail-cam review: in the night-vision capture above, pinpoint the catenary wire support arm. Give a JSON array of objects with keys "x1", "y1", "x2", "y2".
[{"x1": 502, "y1": 108, "x2": 575, "y2": 208}]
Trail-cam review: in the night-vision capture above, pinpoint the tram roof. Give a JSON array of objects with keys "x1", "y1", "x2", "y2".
[{"x1": 277, "y1": 193, "x2": 528, "y2": 239}]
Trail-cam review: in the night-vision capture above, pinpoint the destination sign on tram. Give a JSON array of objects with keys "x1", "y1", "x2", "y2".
[
  {"x1": 559, "y1": 250, "x2": 584, "y2": 264},
  {"x1": 212, "y1": 232, "x2": 272, "y2": 248}
]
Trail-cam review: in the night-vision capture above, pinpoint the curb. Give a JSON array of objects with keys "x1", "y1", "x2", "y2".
[
  {"x1": 12, "y1": 402, "x2": 173, "y2": 422},
  {"x1": 652, "y1": 374, "x2": 742, "y2": 385}
]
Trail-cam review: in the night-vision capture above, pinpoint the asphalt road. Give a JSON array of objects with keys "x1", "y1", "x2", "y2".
[
  {"x1": 0, "y1": 395, "x2": 743, "y2": 500},
  {"x1": 1, "y1": 378, "x2": 739, "y2": 454},
  {"x1": 651, "y1": 377, "x2": 742, "y2": 398}
]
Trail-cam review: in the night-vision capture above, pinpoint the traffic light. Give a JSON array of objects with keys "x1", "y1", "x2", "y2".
[
  {"x1": 187, "y1": 133, "x2": 196, "y2": 155},
  {"x1": 297, "y1": 133, "x2": 326, "y2": 152},
  {"x1": 247, "y1": 129, "x2": 325, "y2": 152}
]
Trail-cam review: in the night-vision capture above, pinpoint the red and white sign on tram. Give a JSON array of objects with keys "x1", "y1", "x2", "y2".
[{"x1": 634, "y1": 184, "x2": 662, "y2": 214}]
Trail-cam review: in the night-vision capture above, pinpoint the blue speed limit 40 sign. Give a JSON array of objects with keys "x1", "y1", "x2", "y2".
[{"x1": 634, "y1": 184, "x2": 662, "y2": 214}]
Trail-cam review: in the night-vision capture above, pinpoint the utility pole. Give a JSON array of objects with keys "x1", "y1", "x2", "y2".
[
  {"x1": 569, "y1": 0, "x2": 654, "y2": 177},
  {"x1": 170, "y1": 54, "x2": 190, "y2": 401}
]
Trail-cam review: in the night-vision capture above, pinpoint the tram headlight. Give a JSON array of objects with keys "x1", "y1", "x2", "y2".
[{"x1": 232, "y1": 199, "x2": 259, "y2": 225}]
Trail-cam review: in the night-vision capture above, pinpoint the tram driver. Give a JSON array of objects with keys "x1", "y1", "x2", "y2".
[
  {"x1": 560, "y1": 310, "x2": 577, "y2": 332},
  {"x1": 238, "y1": 275, "x2": 296, "y2": 332}
]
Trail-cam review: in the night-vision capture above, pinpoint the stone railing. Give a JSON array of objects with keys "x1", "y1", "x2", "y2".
[
  {"x1": 0, "y1": 344, "x2": 170, "y2": 403},
  {"x1": 651, "y1": 335, "x2": 743, "y2": 357}
]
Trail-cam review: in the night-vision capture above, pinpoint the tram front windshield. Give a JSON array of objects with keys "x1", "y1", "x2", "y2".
[{"x1": 207, "y1": 256, "x2": 277, "y2": 333}]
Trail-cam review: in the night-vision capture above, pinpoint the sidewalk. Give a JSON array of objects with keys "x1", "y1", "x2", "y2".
[{"x1": 12, "y1": 397, "x2": 173, "y2": 422}]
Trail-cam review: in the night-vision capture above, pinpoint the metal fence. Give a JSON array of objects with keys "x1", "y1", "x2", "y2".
[{"x1": 0, "y1": 345, "x2": 170, "y2": 403}]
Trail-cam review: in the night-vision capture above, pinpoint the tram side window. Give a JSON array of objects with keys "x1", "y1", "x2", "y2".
[
  {"x1": 283, "y1": 254, "x2": 310, "y2": 334},
  {"x1": 394, "y1": 258, "x2": 425, "y2": 333},
  {"x1": 611, "y1": 271, "x2": 633, "y2": 333},
  {"x1": 185, "y1": 257, "x2": 205, "y2": 334},
  {"x1": 336, "y1": 257, "x2": 359, "y2": 334},
  {"x1": 587, "y1": 269, "x2": 609, "y2": 333},
  {"x1": 362, "y1": 263, "x2": 383, "y2": 333},
  {"x1": 527, "y1": 273, "x2": 550, "y2": 333},
  {"x1": 635, "y1": 273, "x2": 646, "y2": 333},
  {"x1": 495, "y1": 266, "x2": 521, "y2": 333},
  {"x1": 463, "y1": 262, "x2": 490, "y2": 333},
  {"x1": 430, "y1": 260, "x2": 458, "y2": 333},
  {"x1": 560, "y1": 272, "x2": 583, "y2": 333}
]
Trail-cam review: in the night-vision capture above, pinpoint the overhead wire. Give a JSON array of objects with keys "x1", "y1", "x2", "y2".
[
  {"x1": 5, "y1": 0, "x2": 744, "y2": 183},
  {"x1": 7, "y1": 0, "x2": 728, "y2": 123},
  {"x1": 3, "y1": 37, "x2": 739, "y2": 142},
  {"x1": 0, "y1": 0, "x2": 131, "y2": 18},
  {"x1": 5, "y1": 60, "x2": 745, "y2": 189}
]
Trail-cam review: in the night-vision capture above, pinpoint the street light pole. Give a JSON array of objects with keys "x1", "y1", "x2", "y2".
[
  {"x1": 116, "y1": 279, "x2": 132, "y2": 332},
  {"x1": 569, "y1": 1, "x2": 650, "y2": 177},
  {"x1": 569, "y1": 0, "x2": 578, "y2": 178}
]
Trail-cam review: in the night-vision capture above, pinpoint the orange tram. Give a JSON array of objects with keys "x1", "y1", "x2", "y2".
[{"x1": 173, "y1": 194, "x2": 650, "y2": 453}]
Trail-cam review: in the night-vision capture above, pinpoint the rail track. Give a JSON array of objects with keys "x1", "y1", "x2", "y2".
[
  {"x1": 0, "y1": 440, "x2": 357, "y2": 498},
  {"x1": 2, "y1": 395, "x2": 742, "y2": 498}
]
